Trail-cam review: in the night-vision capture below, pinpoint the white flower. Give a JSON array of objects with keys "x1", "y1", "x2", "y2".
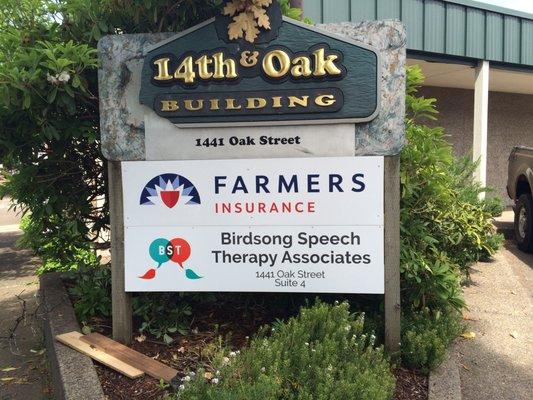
[
  {"x1": 222, "y1": 356, "x2": 230, "y2": 364},
  {"x1": 46, "y1": 73, "x2": 58, "y2": 84},
  {"x1": 183, "y1": 375, "x2": 191, "y2": 382},
  {"x1": 189, "y1": 371, "x2": 196, "y2": 378},
  {"x1": 260, "y1": 367, "x2": 266, "y2": 372},
  {"x1": 215, "y1": 370, "x2": 220, "y2": 376},
  {"x1": 212, "y1": 378, "x2": 219, "y2": 384},
  {"x1": 229, "y1": 351, "x2": 236, "y2": 357},
  {"x1": 57, "y1": 71, "x2": 71, "y2": 83},
  {"x1": 236, "y1": 350, "x2": 240, "y2": 354},
  {"x1": 344, "y1": 325, "x2": 351, "y2": 331},
  {"x1": 179, "y1": 385, "x2": 185, "y2": 390},
  {"x1": 304, "y1": 342, "x2": 309, "y2": 346}
]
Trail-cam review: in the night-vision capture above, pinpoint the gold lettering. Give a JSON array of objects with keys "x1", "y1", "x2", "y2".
[
  {"x1": 291, "y1": 56, "x2": 312, "y2": 77},
  {"x1": 184, "y1": 99, "x2": 204, "y2": 111},
  {"x1": 313, "y1": 48, "x2": 342, "y2": 77},
  {"x1": 288, "y1": 96, "x2": 309, "y2": 108},
  {"x1": 246, "y1": 98, "x2": 267, "y2": 109},
  {"x1": 153, "y1": 58, "x2": 173, "y2": 81},
  {"x1": 160, "y1": 100, "x2": 179, "y2": 112},
  {"x1": 225, "y1": 98, "x2": 242, "y2": 110},
  {"x1": 263, "y1": 50, "x2": 291, "y2": 78},
  {"x1": 174, "y1": 56, "x2": 196, "y2": 83},
  {"x1": 272, "y1": 96, "x2": 283, "y2": 108},
  {"x1": 195, "y1": 55, "x2": 213, "y2": 79},
  {"x1": 315, "y1": 94, "x2": 336, "y2": 107},
  {"x1": 209, "y1": 98, "x2": 220, "y2": 110},
  {"x1": 240, "y1": 51, "x2": 259, "y2": 67},
  {"x1": 213, "y1": 52, "x2": 238, "y2": 79}
]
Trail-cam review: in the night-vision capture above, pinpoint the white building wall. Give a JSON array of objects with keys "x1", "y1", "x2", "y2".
[{"x1": 418, "y1": 86, "x2": 533, "y2": 204}]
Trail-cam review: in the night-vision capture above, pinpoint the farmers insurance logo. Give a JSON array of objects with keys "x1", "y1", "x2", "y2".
[{"x1": 140, "y1": 174, "x2": 201, "y2": 208}]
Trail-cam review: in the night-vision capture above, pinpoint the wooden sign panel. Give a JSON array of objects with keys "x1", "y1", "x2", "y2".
[{"x1": 139, "y1": 8, "x2": 379, "y2": 127}]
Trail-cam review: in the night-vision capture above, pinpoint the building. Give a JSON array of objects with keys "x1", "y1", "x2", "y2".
[{"x1": 305, "y1": 0, "x2": 533, "y2": 203}]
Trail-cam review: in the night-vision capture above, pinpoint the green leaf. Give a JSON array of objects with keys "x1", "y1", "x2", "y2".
[
  {"x1": 72, "y1": 75, "x2": 81, "y2": 88},
  {"x1": 22, "y1": 93, "x2": 31, "y2": 109},
  {"x1": 163, "y1": 334, "x2": 173, "y2": 344},
  {"x1": 47, "y1": 87, "x2": 58, "y2": 103}
]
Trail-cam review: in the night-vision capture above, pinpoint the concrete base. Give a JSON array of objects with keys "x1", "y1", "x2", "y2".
[
  {"x1": 428, "y1": 348, "x2": 462, "y2": 400},
  {"x1": 40, "y1": 273, "x2": 105, "y2": 400}
]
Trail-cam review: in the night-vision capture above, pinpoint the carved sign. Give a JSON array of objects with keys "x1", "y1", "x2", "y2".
[{"x1": 139, "y1": 4, "x2": 379, "y2": 127}]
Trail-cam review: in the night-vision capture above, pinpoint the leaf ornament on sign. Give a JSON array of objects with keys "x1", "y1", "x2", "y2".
[{"x1": 223, "y1": 0, "x2": 273, "y2": 43}]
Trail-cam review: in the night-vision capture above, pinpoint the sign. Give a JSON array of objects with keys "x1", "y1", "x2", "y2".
[
  {"x1": 139, "y1": 2, "x2": 379, "y2": 127},
  {"x1": 122, "y1": 157, "x2": 384, "y2": 293}
]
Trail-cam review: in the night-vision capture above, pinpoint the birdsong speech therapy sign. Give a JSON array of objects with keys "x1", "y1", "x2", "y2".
[{"x1": 98, "y1": 0, "x2": 407, "y2": 296}]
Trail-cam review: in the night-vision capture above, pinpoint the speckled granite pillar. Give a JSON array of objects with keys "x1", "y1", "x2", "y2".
[{"x1": 319, "y1": 21, "x2": 407, "y2": 156}]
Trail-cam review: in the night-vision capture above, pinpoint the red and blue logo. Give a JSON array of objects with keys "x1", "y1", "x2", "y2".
[
  {"x1": 139, "y1": 237, "x2": 202, "y2": 281},
  {"x1": 140, "y1": 174, "x2": 201, "y2": 208}
]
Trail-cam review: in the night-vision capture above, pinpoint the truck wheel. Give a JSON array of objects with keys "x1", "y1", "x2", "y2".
[{"x1": 515, "y1": 194, "x2": 533, "y2": 253}]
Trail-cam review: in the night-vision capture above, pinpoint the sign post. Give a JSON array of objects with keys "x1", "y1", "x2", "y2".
[
  {"x1": 108, "y1": 161, "x2": 132, "y2": 345},
  {"x1": 384, "y1": 155, "x2": 401, "y2": 352},
  {"x1": 98, "y1": 2, "x2": 405, "y2": 351}
]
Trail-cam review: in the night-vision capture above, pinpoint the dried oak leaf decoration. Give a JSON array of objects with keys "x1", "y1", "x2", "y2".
[{"x1": 223, "y1": 0, "x2": 272, "y2": 43}]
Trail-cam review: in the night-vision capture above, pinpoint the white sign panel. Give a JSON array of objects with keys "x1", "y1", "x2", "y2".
[
  {"x1": 122, "y1": 157, "x2": 383, "y2": 227},
  {"x1": 122, "y1": 157, "x2": 384, "y2": 293}
]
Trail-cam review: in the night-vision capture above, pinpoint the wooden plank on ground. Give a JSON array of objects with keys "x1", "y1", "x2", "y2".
[
  {"x1": 55, "y1": 331, "x2": 144, "y2": 379},
  {"x1": 80, "y1": 332, "x2": 178, "y2": 382}
]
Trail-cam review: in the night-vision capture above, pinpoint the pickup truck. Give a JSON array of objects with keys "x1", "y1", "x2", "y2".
[{"x1": 507, "y1": 146, "x2": 533, "y2": 252}]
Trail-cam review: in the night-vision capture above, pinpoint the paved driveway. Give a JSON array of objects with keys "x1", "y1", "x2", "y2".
[{"x1": 456, "y1": 241, "x2": 532, "y2": 400}]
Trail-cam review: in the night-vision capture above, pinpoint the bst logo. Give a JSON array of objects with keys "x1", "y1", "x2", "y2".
[
  {"x1": 140, "y1": 174, "x2": 201, "y2": 208},
  {"x1": 139, "y1": 237, "x2": 202, "y2": 281}
]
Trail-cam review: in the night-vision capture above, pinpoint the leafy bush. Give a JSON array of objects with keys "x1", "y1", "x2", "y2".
[
  {"x1": 400, "y1": 65, "x2": 503, "y2": 312},
  {"x1": 399, "y1": 66, "x2": 503, "y2": 370},
  {"x1": 133, "y1": 294, "x2": 194, "y2": 343},
  {"x1": 176, "y1": 301, "x2": 395, "y2": 400},
  {"x1": 68, "y1": 269, "x2": 216, "y2": 342},
  {"x1": 68, "y1": 262, "x2": 112, "y2": 322},
  {"x1": 401, "y1": 308, "x2": 462, "y2": 373}
]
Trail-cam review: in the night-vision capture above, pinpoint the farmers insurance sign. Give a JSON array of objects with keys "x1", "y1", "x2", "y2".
[
  {"x1": 122, "y1": 157, "x2": 384, "y2": 293},
  {"x1": 139, "y1": 2, "x2": 379, "y2": 126}
]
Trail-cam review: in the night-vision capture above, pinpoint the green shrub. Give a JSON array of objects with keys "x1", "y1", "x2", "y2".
[
  {"x1": 17, "y1": 214, "x2": 100, "y2": 275},
  {"x1": 401, "y1": 308, "x2": 462, "y2": 373},
  {"x1": 68, "y1": 266, "x2": 217, "y2": 342},
  {"x1": 400, "y1": 65, "x2": 504, "y2": 313},
  {"x1": 176, "y1": 301, "x2": 395, "y2": 400},
  {"x1": 397, "y1": 65, "x2": 503, "y2": 371},
  {"x1": 133, "y1": 293, "x2": 194, "y2": 343},
  {"x1": 68, "y1": 262, "x2": 112, "y2": 322}
]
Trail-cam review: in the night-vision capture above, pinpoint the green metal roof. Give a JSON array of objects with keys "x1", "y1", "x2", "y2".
[{"x1": 306, "y1": 0, "x2": 533, "y2": 68}]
